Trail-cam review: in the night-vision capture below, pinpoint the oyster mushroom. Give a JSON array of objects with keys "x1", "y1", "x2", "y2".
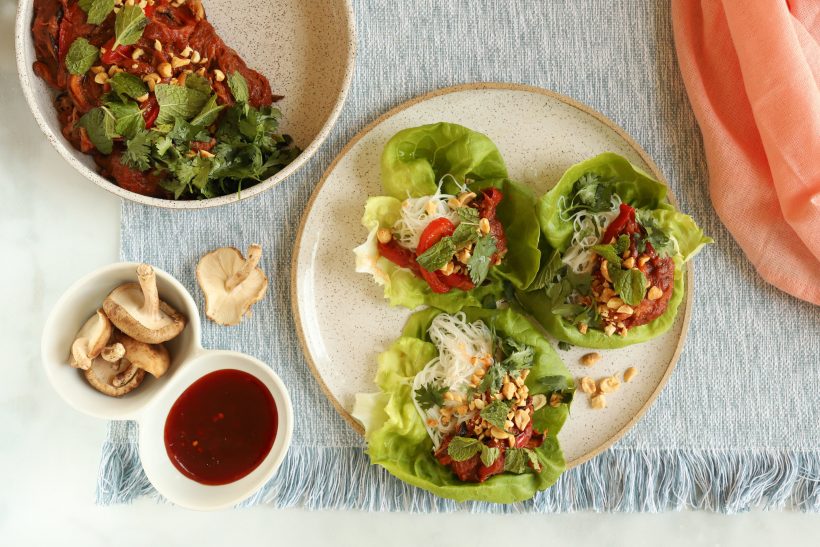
[
  {"x1": 84, "y1": 356, "x2": 146, "y2": 397},
  {"x1": 103, "y1": 264, "x2": 187, "y2": 344},
  {"x1": 196, "y1": 244, "x2": 268, "y2": 326},
  {"x1": 115, "y1": 331, "x2": 171, "y2": 378},
  {"x1": 68, "y1": 309, "x2": 113, "y2": 370}
]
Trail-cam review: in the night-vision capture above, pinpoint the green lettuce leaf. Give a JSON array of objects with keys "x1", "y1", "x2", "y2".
[
  {"x1": 522, "y1": 153, "x2": 711, "y2": 348},
  {"x1": 352, "y1": 307, "x2": 572, "y2": 503},
  {"x1": 518, "y1": 256, "x2": 686, "y2": 349},
  {"x1": 354, "y1": 196, "x2": 504, "y2": 312},
  {"x1": 380, "y1": 122, "x2": 508, "y2": 200}
]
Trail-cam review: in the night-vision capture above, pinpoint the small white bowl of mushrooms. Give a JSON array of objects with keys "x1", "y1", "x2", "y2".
[
  {"x1": 42, "y1": 263, "x2": 201, "y2": 419},
  {"x1": 41, "y1": 258, "x2": 294, "y2": 509}
]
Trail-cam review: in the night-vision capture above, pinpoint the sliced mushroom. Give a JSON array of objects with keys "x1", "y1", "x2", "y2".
[
  {"x1": 115, "y1": 331, "x2": 171, "y2": 378},
  {"x1": 103, "y1": 264, "x2": 187, "y2": 344},
  {"x1": 68, "y1": 309, "x2": 113, "y2": 370},
  {"x1": 196, "y1": 244, "x2": 268, "y2": 326},
  {"x1": 84, "y1": 356, "x2": 146, "y2": 397}
]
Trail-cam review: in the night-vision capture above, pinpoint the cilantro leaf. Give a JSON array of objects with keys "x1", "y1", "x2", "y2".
[
  {"x1": 498, "y1": 337, "x2": 534, "y2": 373},
  {"x1": 416, "y1": 238, "x2": 456, "y2": 272},
  {"x1": 636, "y1": 210, "x2": 674, "y2": 257},
  {"x1": 227, "y1": 71, "x2": 250, "y2": 103},
  {"x1": 613, "y1": 267, "x2": 647, "y2": 306},
  {"x1": 537, "y1": 375, "x2": 575, "y2": 406},
  {"x1": 79, "y1": 0, "x2": 115, "y2": 25},
  {"x1": 447, "y1": 437, "x2": 482, "y2": 462},
  {"x1": 467, "y1": 234, "x2": 497, "y2": 285},
  {"x1": 108, "y1": 73, "x2": 147, "y2": 101},
  {"x1": 113, "y1": 5, "x2": 148, "y2": 49},
  {"x1": 480, "y1": 400, "x2": 511, "y2": 429},
  {"x1": 414, "y1": 382, "x2": 447, "y2": 411},
  {"x1": 65, "y1": 38, "x2": 99, "y2": 75},
  {"x1": 77, "y1": 107, "x2": 116, "y2": 154},
  {"x1": 557, "y1": 341, "x2": 573, "y2": 351},
  {"x1": 477, "y1": 363, "x2": 503, "y2": 393},
  {"x1": 121, "y1": 130, "x2": 153, "y2": 171},
  {"x1": 480, "y1": 445, "x2": 500, "y2": 467}
]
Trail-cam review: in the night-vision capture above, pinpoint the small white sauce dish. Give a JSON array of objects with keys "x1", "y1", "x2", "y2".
[{"x1": 41, "y1": 262, "x2": 294, "y2": 510}]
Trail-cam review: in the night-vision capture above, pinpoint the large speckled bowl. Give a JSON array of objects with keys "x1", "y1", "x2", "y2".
[{"x1": 15, "y1": 0, "x2": 355, "y2": 209}]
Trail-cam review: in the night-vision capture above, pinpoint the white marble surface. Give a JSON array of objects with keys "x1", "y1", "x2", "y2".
[{"x1": 2, "y1": 1, "x2": 820, "y2": 544}]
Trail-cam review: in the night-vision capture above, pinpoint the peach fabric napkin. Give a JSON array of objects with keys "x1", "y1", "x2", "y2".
[{"x1": 672, "y1": 0, "x2": 820, "y2": 305}]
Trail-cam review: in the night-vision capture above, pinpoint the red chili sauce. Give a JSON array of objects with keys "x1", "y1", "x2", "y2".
[{"x1": 164, "y1": 369, "x2": 277, "y2": 485}]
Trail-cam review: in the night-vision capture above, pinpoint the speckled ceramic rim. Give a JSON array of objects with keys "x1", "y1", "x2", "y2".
[
  {"x1": 14, "y1": 0, "x2": 357, "y2": 210},
  {"x1": 290, "y1": 82, "x2": 695, "y2": 470}
]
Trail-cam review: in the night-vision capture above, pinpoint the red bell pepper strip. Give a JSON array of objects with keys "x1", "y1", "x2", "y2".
[
  {"x1": 100, "y1": 38, "x2": 136, "y2": 65},
  {"x1": 602, "y1": 203, "x2": 637, "y2": 244},
  {"x1": 377, "y1": 241, "x2": 419, "y2": 275},
  {"x1": 441, "y1": 272, "x2": 475, "y2": 291},
  {"x1": 416, "y1": 218, "x2": 456, "y2": 254},
  {"x1": 141, "y1": 96, "x2": 160, "y2": 129}
]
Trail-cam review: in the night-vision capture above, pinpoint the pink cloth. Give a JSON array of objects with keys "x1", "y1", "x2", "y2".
[{"x1": 672, "y1": 0, "x2": 820, "y2": 305}]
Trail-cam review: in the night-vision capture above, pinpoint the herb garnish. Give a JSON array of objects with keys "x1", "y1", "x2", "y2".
[
  {"x1": 78, "y1": 107, "x2": 116, "y2": 154},
  {"x1": 447, "y1": 436, "x2": 500, "y2": 466},
  {"x1": 504, "y1": 448, "x2": 541, "y2": 473},
  {"x1": 414, "y1": 382, "x2": 448, "y2": 411},
  {"x1": 79, "y1": 0, "x2": 115, "y2": 25},
  {"x1": 65, "y1": 38, "x2": 99, "y2": 75},
  {"x1": 479, "y1": 400, "x2": 511, "y2": 429},
  {"x1": 112, "y1": 5, "x2": 148, "y2": 49}
]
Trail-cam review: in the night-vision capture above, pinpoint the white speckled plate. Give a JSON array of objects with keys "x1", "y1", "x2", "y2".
[
  {"x1": 15, "y1": 0, "x2": 355, "y2": 209},
  {"x1": 292, "y1": 83, "x2": 692, "y2": 467}
]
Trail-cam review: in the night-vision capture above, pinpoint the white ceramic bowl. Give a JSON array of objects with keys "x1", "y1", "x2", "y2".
[
  {"x1": 15, "y1": 0, "x2": 356, "y2": 209},
  {"x1": 41, "y1": 263, "x2": 294, "y2": 510}
]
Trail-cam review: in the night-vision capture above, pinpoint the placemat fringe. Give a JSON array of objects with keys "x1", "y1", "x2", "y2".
[{"x1": 96, "y1": 434, "x2": 820, "y2": 513}]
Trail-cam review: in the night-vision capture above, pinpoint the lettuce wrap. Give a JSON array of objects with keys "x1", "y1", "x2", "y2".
[
  {"x1": 518, "y1": 153, "x2": 712, "y2": 348},
  {"x1": 352, "y1": 307, "x2": 573, "y2": 503},
  {"x1": 354, "y1": 123, "x2": 541, "y2": 313}
]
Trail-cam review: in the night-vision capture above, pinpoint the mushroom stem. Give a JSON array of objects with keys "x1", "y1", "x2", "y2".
[
  {"x1": 225, "y1": 244, "x2": 263, "y2": 292},
  {"x1": 71, "y1": 338, "x2": 92, "y2": 370},
  {"x1": 101, "y1": 343, "x2": 126, "y2": 363},
  {"x1": 136, "y1": 264, "x2": 161, "y2": 320}
]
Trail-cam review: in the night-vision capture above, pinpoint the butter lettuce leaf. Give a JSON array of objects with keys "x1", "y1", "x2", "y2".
[
  {"x1": 521, "y1": 153, "x2": 711, "y2": 348},
  {"x1": 352, "y1": 307, "x2": 572, "y2": 503},
  {"x1": 380, "y1": 122, "x2": 508, "y2": 200}
]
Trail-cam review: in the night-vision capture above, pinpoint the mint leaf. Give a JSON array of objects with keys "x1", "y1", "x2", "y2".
[
  {"x1": 65, "y1": 38, "x2": 99, "y2": 75},
  {"x1": 447, "y1": 437, "x2": 482, "y2": 462},
  {"x1": 190, "y1": 94, "x2": 225, "y2": 127},
  {"x1": 527, "y1": 249, "x2": 562, "y2": 291},
  {"x1": 503, "y1": 448, "x2": 529, "y2": 473},
  {"x1": 106, "y1": 100, "x2": 144, "y2": 139},
  {"x1": 524, "y1": 448, "x2": 541, "y2": 471},
  {"x1": 414, "y1": 382, "x2": 447, "y2": 411},
  {"x1": 591, "y1": 244, "x2": 622, "y2": 268},
  {"x1": 108, "y1": 73, "x2": 147, "y2": 101},
  {"x1": 185, "y1": 73, "x2": 213, "y2": 96},
  {"x1": 155, "y1": 84, "x2": 209, "y2": 125},
  {"x1": 121, "y1": 130, "x2": 153, "y2": 171},
  {"x1": 450, "y1": 222, "x2": 479, "y2": 248},
  {"x1": 614, "y1": 234, "x2": 631, "y2": 256},
  {"x1": 467, "y1": 234, "x2": 497, "y2": 285},
  {"x1": 457, "y1": 206, "x2": 479, "y2": 224},
  {"x1": 416, "y1": 237, "x2": 456, "y2": 272},
  {"x1": 79, "y1": 0, "x2": 115, "y2": 25},
  {"x1": 614, "y1": 267, "x2": 647, "y2": 306},
  {"x1": 480, "y1": 445, "x2": 500, "y2": 467},
  {"x1": 227, "y1": 71, "x2": 249, "y2": 103},
  {"x1": 113, "y1": 5, "x2": 148, "y2": 49},
  {"x1": 479, "y1": 400, "x2": 511, "y2": 430},
  {"x1": 77, "y1": 107, "x2": 116, "y2": 154}
]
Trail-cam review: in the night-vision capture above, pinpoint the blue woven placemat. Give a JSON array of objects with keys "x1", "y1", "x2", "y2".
[{"x1": 100, "y1": 0, "x2": 820, "y2": 512}]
